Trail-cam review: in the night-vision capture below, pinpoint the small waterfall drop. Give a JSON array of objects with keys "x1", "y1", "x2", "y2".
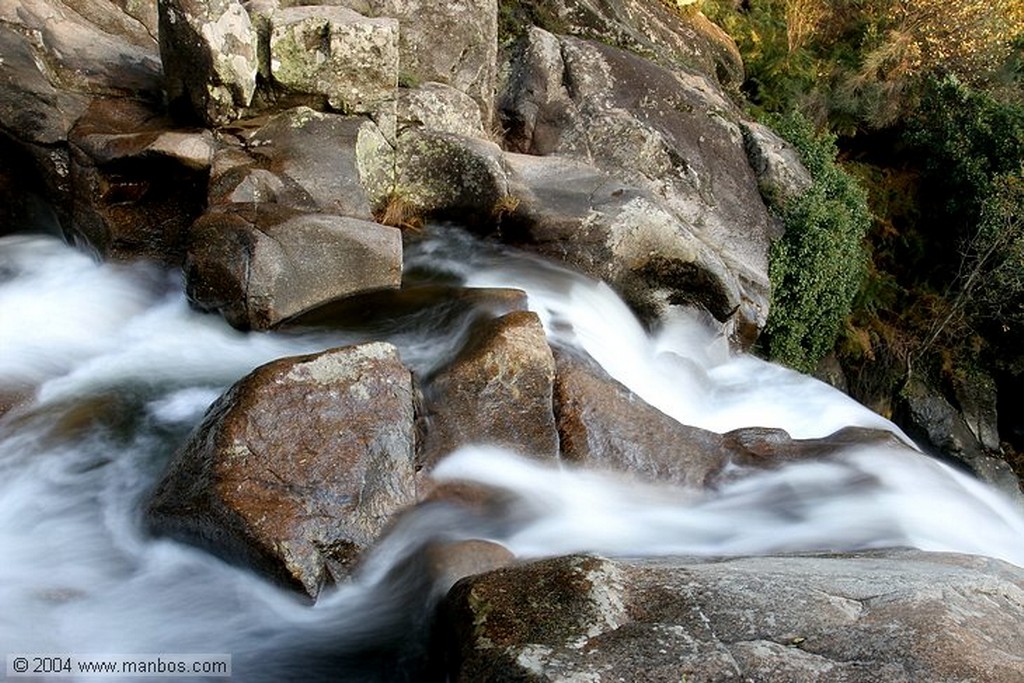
[{"x1": 1, "y1": 230, "x2": 1021, "y2": 680}]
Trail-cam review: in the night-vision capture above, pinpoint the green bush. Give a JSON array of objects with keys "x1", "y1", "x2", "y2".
[{"x1": 761, "y1": 112, "x2": 872, "y2": 372}]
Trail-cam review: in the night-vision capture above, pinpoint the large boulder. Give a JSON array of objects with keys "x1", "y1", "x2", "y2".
[
  {"x1": 441, "y1": 550, "x2": 1024, "y2": 682},
  {"x1": 267, "y1": 6, "x2": 398, "y2": 117},
  {"x1": 500, "y1": 28, "x2": 772, "y2": 336},
  {"x1": 67, "y1": 98, "x2": 213, "y2": 262},
  {"x1": 147, "y1": 342, "x2": 417, "y2": 597},
  {"x1": 333, "y1": 0, "x2": 498, "y2": 123},
  {"x1": 208, "y1": 107, "x2": 379, "y2": 220},
  {"x1": 500, "y1": 152, "x2": 743, "y2": 335},
  {"x1": 553, "y1": 349, "x2": 734, "y2": 488},
  {"x1": 418, "y1": 311, "x2": 559, "y2": 470},
  {"x1": 185, "y1": 204, "x2": 402, "y2": 329}
]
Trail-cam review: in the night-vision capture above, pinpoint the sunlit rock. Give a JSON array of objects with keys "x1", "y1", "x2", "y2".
[
  {"x1": 499, "y1": 27, "x2": 772, "y2": 339},
  {"x1": 268, "y1": 6, "x2": 398, "y2": 116},
  {"x1": 159, "y1": 0, "x2": 259, "y2": 125},
  {"x1": 332, "y1": 0, "x2": 497, "y2": 123},
  {"x1": 418, "y1": 311, "x2": 559, "y2": 470},
  {"x1": 397, "y1": 82, "x2": 486, "y2": 138},
  {"x1": 146, "y1": 342, "x2": 416, "y2": 597},
  {"x1": 496, "y1": 0, "x2": 743, "y2": 93},
  {"x1": 441, "y1": 551, "x2": 1024, "y2": 682},
  {"x1": 185, "y1": 204, "x2": 402, "y2": 329},
  {"x1": 742, "y1": 120, "x2": 814, "y2": 208}
]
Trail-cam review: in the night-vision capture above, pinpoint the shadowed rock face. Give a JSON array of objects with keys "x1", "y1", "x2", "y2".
[
  {"x1": 146, "y1": 342, "x2": 417, "y2": 598},
  {"x1": 440, "y1": 550, "x2": 1024, "y2": 683}
]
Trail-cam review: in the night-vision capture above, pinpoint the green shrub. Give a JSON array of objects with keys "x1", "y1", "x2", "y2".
[{"x1": 761, "y1": 112, "x2": 872, "y2": 372}]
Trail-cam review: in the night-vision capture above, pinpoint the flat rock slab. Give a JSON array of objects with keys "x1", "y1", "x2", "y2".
[{"x1": 441, "y1": 550, "x2": 1024, "y2": 682}]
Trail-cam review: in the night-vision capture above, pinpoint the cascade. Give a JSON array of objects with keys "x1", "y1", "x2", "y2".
[{"x1": 1, "y1": 229, "x2": 1022, "y2": 680}]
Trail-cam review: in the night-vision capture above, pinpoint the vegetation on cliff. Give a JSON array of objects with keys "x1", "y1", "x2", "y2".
[{"x1": 703, "y1": 0, "x2": 1024, "y2": 466}]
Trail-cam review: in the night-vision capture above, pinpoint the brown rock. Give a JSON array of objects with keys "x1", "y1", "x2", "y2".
[
  {"x1": 68, "y1": 98, "x2": 213, "y2": 263},
  {"x1": 554, "y1": 349, "x2": 733, "y2": 489},
  {"x1": 418, "y1": 311, "x2": 559, "y2": 470},
  {"x1": 146, "y1": 342, "x2": 417, "y2": 597}
]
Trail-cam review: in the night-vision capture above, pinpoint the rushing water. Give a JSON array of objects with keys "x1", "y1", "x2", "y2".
[{"x1": 1, "y1": 228, "x2": 1023, "y2": 681}]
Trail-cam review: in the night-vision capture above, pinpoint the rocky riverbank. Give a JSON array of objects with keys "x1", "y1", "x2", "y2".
[{"x1": 2, "y1": 1, "x2": 1023, "y2": 680}]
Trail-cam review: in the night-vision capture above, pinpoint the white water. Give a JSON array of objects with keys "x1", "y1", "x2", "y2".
[{"x1": 2, "y1": 230, "x2": 1023, "y2": 681}]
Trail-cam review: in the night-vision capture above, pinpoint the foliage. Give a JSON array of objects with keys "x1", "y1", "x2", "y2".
[
  {"x1": 905, "y1": 74, "x2": 1024, "y2": 254},
  {"x1": 761, "y1": 112, "x2": 872, "y2": 372},
  {"x1": 702, "y1": 0, "x2": 1024, "y2": 130}
]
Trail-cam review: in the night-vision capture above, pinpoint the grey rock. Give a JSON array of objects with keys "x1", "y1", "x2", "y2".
[
  {"x1": 185, "y1": 205, "x2": 402, "y2": 329},
  {"x1": 210, "y1": 107, "x2": 378, "y2": 219},
  {"x1": 442, "y1": 550, "x2": 1024, "y2": 682},
  {"x1": 268, "y1": 6, "x2": 398, "y2": 116},
  {"x1": 159, "y1": 0, "x2": 259, "y2": 125},
  {"x1": 743, "y1": 120, "x2": 814, "y2": 208},
  {"x1": 500, "y1": 28, "x2": 772, "y2": 338},
  {"x1": 397, "y1": 82, "x2": 486, "y2": 138},
  {"x1": 333, "y1": 0, "x2": 498, "y2": 123}
]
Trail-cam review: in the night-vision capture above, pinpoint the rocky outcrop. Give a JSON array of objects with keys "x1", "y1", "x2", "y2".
[
  {"x1": 146, "y1": 342, "x2": 417, "y2": 597},
  {"x1": 441, "y1": 550, "x2": 1024, "y2": 682},
  {"x1": 418, "y1": 311, "x2": 559, "y2": 470},
  {"x1": 68, "y1": 98, "x2": 213, "y2": 262},
  {"x1": 498, "y1": 27, "x2": 774, "y2": 337}
]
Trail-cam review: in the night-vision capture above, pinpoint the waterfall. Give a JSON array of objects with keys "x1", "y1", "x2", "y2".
[{"x1": 1, "y1": 230, "x2": 1022, "y2": 681}]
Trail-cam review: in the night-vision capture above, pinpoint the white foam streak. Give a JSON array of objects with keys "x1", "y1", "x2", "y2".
[{"x1": 431, "y1": 445, "x2": 1024, "y2": 567}]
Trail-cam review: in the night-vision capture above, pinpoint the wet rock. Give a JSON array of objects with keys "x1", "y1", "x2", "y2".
[
  {"x1": 268, "y1": 6, "x2": 398, "y2": 116},
  {"x1": 895, "y1": 377, "x2": 1024, "y2": 506},
  {"x1": 279, "y1": 285, "x2": 527, "y2": 343},
  {"x1": 553, "y1": 349, "x2": 733, "y2": 488},
  {"x1": 185, "y1": 204, "x2": 402, "y2": 329},
  {"x1": 418, "y1": 311, "x2": 559, "y2": 470},
  {"x1": 159, "y1": 0, "x2": 259, "y2": 125},
  {"x1": 441, "y1": 550, "x2": 1024, "y2": 682},
  {"x1": 209, "y1": 107, "x2": 378, "y2": 219},
  {"x1": 67, "y1": 98, "x2": 213, "y2": 263},
  {"x1": 0, "y1": 0, "x2": 162, "y2": 225},
  {"x1": 423, "y1": 539, "x2": 515, "y2": 594},
  {"x1": 147, "y1": 342, "x2": 417, "y2": 597}
]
